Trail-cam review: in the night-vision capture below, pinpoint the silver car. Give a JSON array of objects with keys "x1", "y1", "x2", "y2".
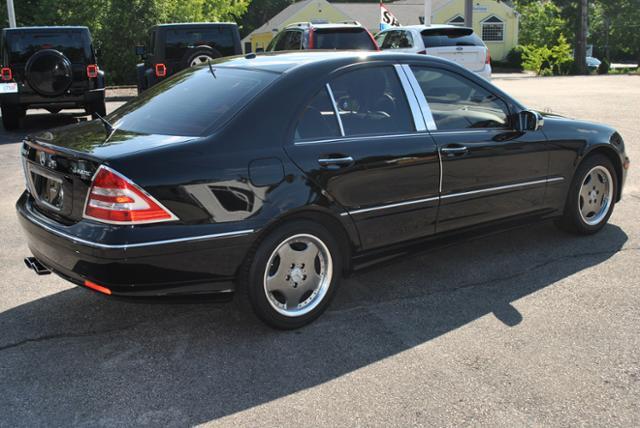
[{"x1": 375, "y1": 24, "x2": 492, "y2": 80}]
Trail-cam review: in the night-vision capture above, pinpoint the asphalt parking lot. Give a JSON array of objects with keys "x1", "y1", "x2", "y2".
[{"x1": 1, "y1": 75, "x2": 639, "y2": 427}]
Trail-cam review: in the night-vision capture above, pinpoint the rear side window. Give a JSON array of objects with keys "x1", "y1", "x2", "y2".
[
  {"x1": 108, "y1": 67, "x2": 278, "y2": 136},
  {"x1": 272, "y1": 31, "x2": 302, "y2": 51},
  {"x1": 165, "y1": 28, "x2": 234, "y2": 59},
  {"x1": 5, "y1": 31, "x2": 91, "y2": 63},
  {"x1": 295, "y1": 88, "x2": 341, "y2": 140},
  {"x1": 314, "y1": 28, "x2": 375, "y2": 50},
  {"x1": 330, "y1": 66, "x2": 414, "y2": 136},
  {"x1": 379, "y1": 30, "x2": 414, "y2": 49},
  {"x1": 410, "y1": 66, "x2": 509, "y2": 130},
  {"x1": 421, "y1": 28, "x2": 484, "y2": 48}
]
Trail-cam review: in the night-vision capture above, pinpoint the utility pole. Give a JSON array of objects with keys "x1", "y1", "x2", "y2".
[
  {"x1": 7, "y1": 0, "x2": 17, "y2": 28},
  {"x1": 575, "y1": 0, "x2": 588, "y2": 74},
  {"x1": 423, "y1": 0, "x2": 432, "y2": 26},
  {"x1": 464, "y1": 0, "x2": 473, "y2": 27}
]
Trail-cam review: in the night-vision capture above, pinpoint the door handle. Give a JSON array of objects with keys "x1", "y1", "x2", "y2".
[
  {"x1": 317, "y1": 156, "x2": 354, "y2": 168},
  {"x1": 440, "y1": 145, "x2": 468, "y2": 156}
]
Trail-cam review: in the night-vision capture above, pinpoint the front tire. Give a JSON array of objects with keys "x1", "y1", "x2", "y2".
[
  {"x1": 556, "y1": 154, "x2": 617, "y2": 235},
  {"x1": 243, "y1": 220, "x2": 342, "y2": 329}
]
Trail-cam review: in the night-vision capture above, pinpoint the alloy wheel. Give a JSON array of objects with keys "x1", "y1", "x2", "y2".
[
  {"x1": 263, "y1": 233, "x2": 333, "y2": 317},
  {"x1": 578, "y1": 165, "x2": 613, "y2": 226}
]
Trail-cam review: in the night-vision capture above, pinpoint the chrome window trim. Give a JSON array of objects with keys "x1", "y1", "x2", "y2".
[
  {"x1": 400, "y1": 64, "x2": 437, "y2": 131},
  {"x1": 342, "y1": 177, "x2": 564, "y2": 216},
  {"x1": 24, "y1": 212, "x2": 254, "y2": 250},
  {"x1": 325, "y1": 83, "x2": 345, "y2": 137},
  {"x1": 393, "y1": 64, "x2": 426, "y2": 132}
]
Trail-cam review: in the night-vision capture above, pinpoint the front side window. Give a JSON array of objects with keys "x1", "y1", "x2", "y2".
[
  {"x1": 330, "y1": 66, "x2": 414, "y2": 136},
  {"x1": 295, "y1": 87, "x2": 341, "y2": 140},
  {"x1": 410, "y1": 67, "x2": 509, "y2": 130},
  {"x1": 481, "y1": 16, "x2": 505, "y2": 42}
]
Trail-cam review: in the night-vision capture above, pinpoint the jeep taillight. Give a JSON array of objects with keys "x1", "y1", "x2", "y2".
[
  {"x1": 155, "y1": 63, "x2": 167, "y2": 78},
  {"x1": 1, "y1": 67, "x2": 12, "y2": 81},
  {"x1": 83, "y1": 166, "x2": 178, "y2": 225},
  {"x1": 486, "y1": 50, "x2": 491, "y2": 65},
  {"x1": 86, "y1": 64, "x2": 99, "y2": 79}
]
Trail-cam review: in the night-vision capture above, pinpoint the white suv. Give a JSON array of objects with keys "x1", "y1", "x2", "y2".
[{"x1": 375, "y1": 25, "x2": 492, "y2": 80}]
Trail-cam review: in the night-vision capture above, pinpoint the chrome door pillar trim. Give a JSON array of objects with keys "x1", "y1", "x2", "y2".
[
  {"x1": 325, "y1": 83, "x2": 345, "y2": 137},
  {"x1": 393, "y1": 64, "x2": 427, "y2": 132},
  {"x1": 399, "y1": 64, "x2": 437, "y2": 131},
  {"x1": 340, "y1": 195, "x2": 439, "y2": 216}
]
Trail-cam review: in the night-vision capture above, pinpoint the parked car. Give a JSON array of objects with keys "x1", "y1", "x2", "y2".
[
  {"x1": 587, "y1": 56, "x2": 602, "y2": 70},
  {"x1": 135, "y1": 22, "x2": 242, "y2": 93},
  {"x1": 265, "y1": 22, "x2": 378, "y2": 52},
  {"x1": 376, "y1": 25, "x2": 492, "y2": 79},
  {"x1": 0, "y1": 26, "x2": 105, "y2": 130},
  {"x1": 17, "y1": 52, "x2": 629, "y2": 329}
]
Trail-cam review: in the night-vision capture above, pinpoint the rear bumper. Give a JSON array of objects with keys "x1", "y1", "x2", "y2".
[
  {"x1": 0, "y1": 88, "x2": 104, "y2": 109},
  {"x1": 16, "y1": 192, "x2": 256, "y2": 297}
]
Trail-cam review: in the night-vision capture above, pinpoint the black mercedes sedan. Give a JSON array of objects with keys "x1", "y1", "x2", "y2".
[{"x1": 17, "y1": 52, "x2": 629, "y2": 329}]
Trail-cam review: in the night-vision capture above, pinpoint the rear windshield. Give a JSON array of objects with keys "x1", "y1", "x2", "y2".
[
  {"x1": 107, "y1": 66, "x2": 278, "y2": 137},
  {"x1": 164, "y1": 27, "x2": 234, "y2": 59},
  {"x1": 314, "y1": 28, "x2": 375, "y2": 50},
  {"x1": 421, "y1": 28, "x2": 484, "y2": 48},
  {"x1": 4, "y1": 31, "x2": 92, "y2": 63}
]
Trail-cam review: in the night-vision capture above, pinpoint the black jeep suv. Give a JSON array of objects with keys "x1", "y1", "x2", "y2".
[
  {"x1": 0, "y1": 26, "x2": 106, "y2": 130},
  {"x1": 135, "y1": 22, "x2": 242, "y2": 93}
]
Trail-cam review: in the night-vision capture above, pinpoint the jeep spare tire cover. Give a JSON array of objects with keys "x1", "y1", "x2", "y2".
[{"x1": 25, "y1": 49, "x2": 74, "y2": 97}]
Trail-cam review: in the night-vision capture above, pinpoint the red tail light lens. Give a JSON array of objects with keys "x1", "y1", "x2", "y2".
[
  {"x1": 84, "y1": 280, "x2": 112, "y2": 295},
  {"x1": 1, "y1": 67, "x2": 12, "y2": 81},
  {"x1": 486, "y1": 50, "x2": 491, "y2": 65},
  {"x1": 84, "y1": 166, "x2": 178, "y2": 225},
  {"x1": 366, "y1": 30, "x2": 380, "y2": 51},
  {"x1": 155, "y1": 63, "x2": 167, "y2": 78},
  {"x1": 308, "y1": 29, "x2": 315, "y2": 49},
  {"x1": 86, "y1": 64, "x2": 99, "y2": 79}
]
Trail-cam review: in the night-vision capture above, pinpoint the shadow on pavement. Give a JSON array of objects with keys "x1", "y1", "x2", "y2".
[{"x1": 0, "y1": 221, "x2": 628, "y2": 426}]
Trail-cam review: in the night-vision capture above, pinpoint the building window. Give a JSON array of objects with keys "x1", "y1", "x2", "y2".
[
  {"x1": 481, "y1": 16, "x2": 505, "y2": 42},
  {"x1": 448, "y1": 15, "x2": 465, "y2": 27}
]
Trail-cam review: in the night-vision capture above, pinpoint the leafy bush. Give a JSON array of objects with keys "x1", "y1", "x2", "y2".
[{"x1": 522, "y1": 34, "x2": 574, "y2": 76}]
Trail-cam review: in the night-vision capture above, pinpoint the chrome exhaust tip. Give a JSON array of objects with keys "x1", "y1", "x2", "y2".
[{"x1": 24, "y1": 257, "x2": 51, "y2": 275}]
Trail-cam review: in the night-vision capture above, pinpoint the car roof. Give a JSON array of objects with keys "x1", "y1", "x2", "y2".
[
  {"x1": 2, "y1": 26, "x2": 89, "y2": 33},
  {"x1": 214, "y1": 50, "x2": 456, "y2": 74},
  {"x1": 151, "y1": 22, "x2": 237, "y2": 30},
  {"x1": 385, "y1": 24, "x2": 474, "y2": 32},
  {"x1": 285, "y1": 22, "x2": 365, "y2": 30}
]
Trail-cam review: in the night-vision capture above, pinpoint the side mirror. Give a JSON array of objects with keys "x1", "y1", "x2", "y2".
[
  {"x1": 517, "y1": 110, "x2": 544, "y2": 132},
  {"x1": 255, "y1": 47, "x2": 264, "y2": 53},
  {"x1": 135, "y1": 45, "x2": 146, "y2": 56}
]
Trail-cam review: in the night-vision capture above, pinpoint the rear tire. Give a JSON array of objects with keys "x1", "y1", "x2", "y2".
[
  {"x1": 555, "y1": 154, "x2": 617, "y2": 235},
  {"x1": 242, "y1": 220, "x2": 342, "y2": 329},
  {"x1": 1, "y1": 105, "x2": 22, "y2": 130}
]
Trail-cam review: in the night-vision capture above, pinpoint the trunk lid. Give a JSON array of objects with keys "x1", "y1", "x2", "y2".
[
  {"x1": 421, "y1": 27, "x2": 487, "y2": 72},
  {"x1": 21, "y1": 120, "x2": 194, "y2": 224}
]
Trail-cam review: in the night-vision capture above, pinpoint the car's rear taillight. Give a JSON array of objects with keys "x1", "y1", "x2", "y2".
[
  {"x1": 308, "y1": 29, "x2": 315, "y2": 49},
  {"x1": 155, "y1": 63, "x2": 167, "y2": 78},
  {"x1": 1, "y1": 67, "x2": 12, "y2": 81},
  {"x1": 486, "y1": 50, "x2": 491, "y2": 65},
  {"x1": 417, "y1": 50, "x2": 427, "y2": 55},
  {"x1": 86, "y1": 64, "x2": 99, "y2": 79},
  {"x1": 83, "y1": 166, "x2": 178, "y2": 225},
  {"x1": 366, "y1": 30, "x2": 380, "y2": 51}
]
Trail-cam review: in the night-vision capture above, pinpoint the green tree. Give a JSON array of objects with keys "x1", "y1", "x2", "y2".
[{"x1": 515, "y1": 0, "x2": 567, "y2": 48}]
